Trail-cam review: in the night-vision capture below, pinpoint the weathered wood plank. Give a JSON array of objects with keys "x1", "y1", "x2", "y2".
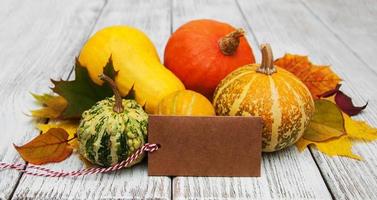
[
  {"x1": 0, "y1": 0, "x2": 105, "y2": 199},
  {"x1": 91, "y1": 0, "x2": 172, "y2": 58},
  {"x1": 12, "y1": 0, "x2": 172, "y2": 199},
  {"x1": 237, "y1": 0, "x2": 377, "y2": 199},
  {"x1": 172, "y1": 0, "x2": 332, "y2": 199},
  {"x1": 300, "y1": 0, "x2": 377, "y2": 72}
]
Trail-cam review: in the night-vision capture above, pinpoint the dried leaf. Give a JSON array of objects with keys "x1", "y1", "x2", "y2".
[
  {"x1": 36, "y1": 120, "x2": 79, "y2": 148},
  {"x1": 274, "y1": 54, "x2": 341, "y2": 99},
  {"x1": 296, "y1": 100, "x2": 376, "y2": 160},
  {"x1": 343, "y1": 113, "x2": 377, "y2": 141},
  {"x1": 320, "y1": 84, "x2": 367, "y2": 116},
  {"x1": 336, "y1": 92, "x2": 368, "y2": 116},
  {"x1": 296, "y1": 136, "x2": 361, "y2": 160},
  {"x1": 14, "y1": 128, "x2": 73, "y2": 165},
  {"x1": 31, "y1": 94, "x2": 67, "y2": 119},
  {"x1": 303, "y1": 99, "x2": 345, "y2": 141}
]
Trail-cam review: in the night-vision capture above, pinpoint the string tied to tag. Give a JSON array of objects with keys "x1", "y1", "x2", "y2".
[{"x1": 0, "y1": 143, "x2": 159, "y2": 177}]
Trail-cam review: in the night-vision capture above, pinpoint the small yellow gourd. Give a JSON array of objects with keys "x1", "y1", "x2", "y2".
[
  {"x1": 213, "y1": 44, "x2": 315, "y2": 152},
  {"x1": 79, "y1": 26, "x2": 185, "y2": 113},
  {"x1": 157, "y1": 90, "x2": 215, "y2": 116}
]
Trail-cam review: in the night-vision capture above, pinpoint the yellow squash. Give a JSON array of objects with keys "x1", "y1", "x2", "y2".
[
  {"x1": 157, "y1": 90, "x2": 215, "y2": 116},
  {"x1": 213, "y1": 44, "x2": 315, "y2": 152},
  {"x1": 79, "y1": 26, "x2": 185, "y2": 113}
]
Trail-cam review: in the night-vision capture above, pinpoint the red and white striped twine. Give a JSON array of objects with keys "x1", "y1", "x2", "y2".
[{"x1": 0, "y1": 143, "x2": 159, "y2": 177}]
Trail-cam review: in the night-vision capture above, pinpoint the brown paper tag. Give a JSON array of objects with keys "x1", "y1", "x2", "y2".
[{"x1": 148, "y1": 115, "x2": 262, "y2": 177}]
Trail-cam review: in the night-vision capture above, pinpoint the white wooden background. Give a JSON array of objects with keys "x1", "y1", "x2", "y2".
[{"x1": 0, "y1": 0, "x2": 376, "y2": 199}]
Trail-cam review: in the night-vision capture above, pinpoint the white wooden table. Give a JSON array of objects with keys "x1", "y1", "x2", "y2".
[{"x1": 1, "y1": 0, "x2": 377, "y2": 199}]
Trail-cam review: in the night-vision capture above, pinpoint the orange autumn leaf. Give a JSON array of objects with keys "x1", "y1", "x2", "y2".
[
  {"x1": 14, "y1": 128, "x2": 73, "y2": 165},
  {"x1": 36, "y1": 120, "x2": 79, "y2": 149},
  {"x1": 37, "y1": 120, "x2": 78, "y2": 139},
  {"x1": 274, "y1": 54, "x2": 341, "y2": 98},
  {"x1": 31, "y1": 93, "x2": 67, "y2": 119}
]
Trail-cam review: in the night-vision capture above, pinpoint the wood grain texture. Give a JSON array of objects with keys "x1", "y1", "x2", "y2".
[
  {"x1": 237, "y1": 0, "x2": 377, "y2": 199},
  {"x1": 0, "y1": 0, "x2": 105, "y2": 199},
  {"x1": 2, "y1": 0, "x2": 377, "y2": 199},
  {"x1": 91, "y1": 0, "x2": 172, "y2": 59},
  {"x1": 300, "y1": 0, "x2": 377, "y2": 72},
  {"x1": 12, "y1": 0, "x2": 172, "y2": 199},
  {"x1": 172, "y1": 0, "x2": 332, "y2": 199}
]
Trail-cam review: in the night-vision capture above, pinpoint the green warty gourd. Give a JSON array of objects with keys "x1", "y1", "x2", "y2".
[{"x1": 77, "y1": 74, "x2": 148, "y2": 167}]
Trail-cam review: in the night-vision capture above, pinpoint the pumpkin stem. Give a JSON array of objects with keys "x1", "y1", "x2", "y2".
[
  {"x1": 99, "y1": 74, "x2": 124, "y2": 113},
  {"x1": 218, "y1": 28, "x2": 245, "y2": 56},
  {"x1": 257, "y1": 43, "x2": 276, "y2": 75}
]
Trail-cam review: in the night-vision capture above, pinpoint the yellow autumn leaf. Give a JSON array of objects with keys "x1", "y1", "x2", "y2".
[
  {"x1": 295, "y1": 137, "x2": 312, "y2": 152},
  {"x1": 296, "y1": 99, "x2": 376, "y2": 160},
  {"x1": 343, "y1": 113, "x2": 377, "y2": 141},
  {"x1": 31, "y1": 93, "x2": 67, "y2": 119},
  {"x1": 323, "y1": 95, "x2": 377, "y2": 141},
  {"x1": 297, "y1": 100, "x2": 376, "y2": 160},
  {"x1": 296, "y1": 136, "x2": 361, "y2": 160}
]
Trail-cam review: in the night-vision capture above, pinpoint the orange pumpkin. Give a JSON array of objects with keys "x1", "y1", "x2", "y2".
[
  {"x1": 164, "y1": 19, "x2": 255, "y2": 99},
  {"x1": 213, "y1": 44, "x2": 315, "y2": 152},
  {"x1": 157, "y1": 90, "x2": 215, "y2": 116}
]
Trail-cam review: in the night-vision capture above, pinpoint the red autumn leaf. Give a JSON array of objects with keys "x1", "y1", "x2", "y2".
[
  {"x1": 319, "y1": 84, "x2": 367, "y2": 116},
  {"x1": 335, "y1": 91, "x2": 368, "y2": 116},
  {"x1": 14, "y1": 128, "x2": 73, "y2": 165}
]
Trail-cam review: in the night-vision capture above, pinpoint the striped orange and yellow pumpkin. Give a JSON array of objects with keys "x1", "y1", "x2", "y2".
[
  {"x1": 157, "y1": 90, "x2": 215, "y2": 116},
  {"x1": 213, "y1": 44, "x2": 314, "y2": 152}
]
